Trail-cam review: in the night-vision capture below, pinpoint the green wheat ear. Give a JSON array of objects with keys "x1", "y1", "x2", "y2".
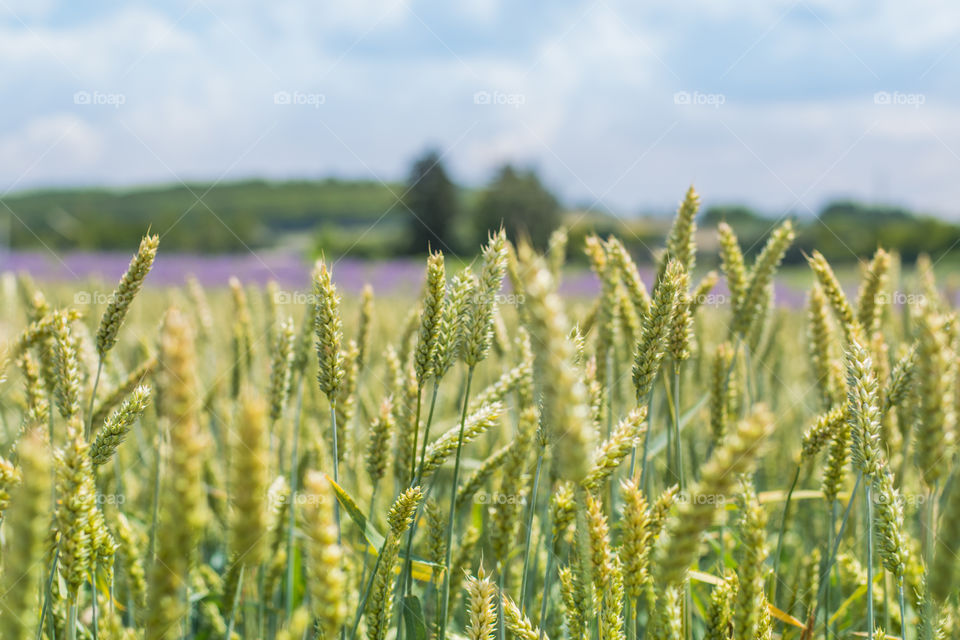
[
  {"x1": 96, "y1": 233, "x2": 159, "y2": 357},
  {"x1": 733, "y1": 219, "x2": 794, "y2": 337},
  {"x1": 464, "y1": 566, "x2": 497, "y2": 640},
  {"x1": 313, "y1": 260, "x2": 345, "y2": 400},
  {"x1": 806, "y1": 249, "x2": 861, "y2": 343},
  {"x1": 463, "y1": 229, "x2": 508, "y2": 367},
  {"x1": 913, "y1": 302, "x2": 956, "y2": 489},
  {"x1": 846, "y1": 336, "x2": 884, "y2": 479},
  {"x1": 357, "y1": 283, "x2": 374, "y2": 371},
  {"x1": 931, "y1": 471, "x2": 960, "y2": 601},
  {"x1": 268, "y1": 316, "x2": 295, "y2": 423},
  {"x1": 518, "y1": 243, "x2": 594, "y2": 484},
  {"x1": 856, "y1": 247, "x2": 891, "y2": 335},
  {"x1": 51, "y1": 309, "x2": 82, "y2": 421},
  {"x1": 90, "y1": 384, "x2": 151, "y2": 467},
  {"x1": 365, "y1": 396, "x2": 395, "y2": 486},
  {"x1": 656, "y1": 185, "x2": 699, "y2": 283},
  {"x1": 415, "y1": 250, "x2": 446, "y2": 386},
  {"x1": 582, "y1": 406, "x2": 647, "y2": 495},
  {"x1": 718, "y1": 222, "x2": 747, "y2": 312},
  {"x1": 709, "y1": 341, "x2": 735, "y2": 446},
  {"x1": 229, "y1": 392, "x2": 269, "y2": 572},
  {"x1": 18, "y1": 351, "x2": 49, "y2": 427},
  {"x1": 0, "y1": 427, "x2": 51, "y2": 639},
  {"x1": 146, "y1": 308, "x2": 208, "y2": 640},
  {"x1": 55, "y1": 421, "x2": 96, "y2": 599},
  {"x1": 0, "y1": 453, "x2": 19, "y2": 516},
  {"x1": 808, "y1": 282, "x2": 845, "y2": 409},
  {"x1": 655, "y1": 404, "x2": 773, "y2": 589},
  {"x1": 607, "y1": 235, "x2": 651, "y2": 317},
  {"x1": 302, "y1": 471, "x2": 347, "y2": 640},
  {"x1": 365, "y1": 486, "x2": 423, "y2": 640},
  {"x1": 632, "y1": 259, "x2": 682, "y2": 400},
  {"x1": 705, "y1": 572, "x2": 737, "y2": 640},
  {"x1": 501, "y1": 593, "x2": 548, "y2": 640},
  {"x1": 734, "y1": 480, "x2": 769, "y2": 640}
]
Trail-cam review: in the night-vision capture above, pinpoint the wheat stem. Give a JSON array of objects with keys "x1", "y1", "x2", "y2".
[
  {"x1": 924, "y1": 483, "x2": 938, "y2": 574},
  {"x1": 438, "y1": 365, "x2": 475, "y2": 640},
  {"x1": 415, "y1": 380, "x2": 441, "y2": 486},
  {"x1": 92, "y1": 569, "x2": 99, "y2": 640},
  {"x1": 86, "y1": 357, "x2": 103, "y2": 439},
  {"x1": 66, "y1": 598, "x2": 78, "y2": 640},
  {"x1": 605, "y1": 349, "x2": 616, "y2": 505},
  {"x1": 146, "y1": 432, "x2": 162, "y2": 571},
  {"x1": 866, "y1": 482, "x2": 875, "y2": 640},
  {"x1": 285, "y1": 375, "x2": 306, "y2": 622},
  {"x1": 408, "y1": 387, "x2": 424, "y2": 486},
  {"x1": 330, "y1": 401, "x2": 342, "y2": 545},
  {"x1": 771, "y1": 463, "x2": 802, "y2": 606},
  {"x1": 518, "y1": 446, "x2": 544, "y2": 614},
  {"x1": 883, "y1": 570, "x2": 890, "y2": 633},
  {"x1": 351, "y1": 538, "x2": 386, "y2": 640},
  {"x1": 664, "y1": 376, "x2": 674, "y2": 483},
  {"x1": 672, "y1": 364, "x2": 684, "y2": 491},
  {"x1": 497, "y1": 567, "x2": 506, "y2": 640},
  {"x1": 225, "y1": 564, "x2": 245, "y2": 640},
  {"x1": 815, "y1": 472, "x2": 862, "y2": 639},
  {"x1": 825, "y1": 501, "x2": 835, "y2": 640},
  {"x1": 36, "y1": 548, "x2": 59, "y2": 640},
  {"x1": 898, "y1": 583, "x2": 907, "y2": 639},
  {"x1": 397, "y1": 378, "x2": 442, "y2": 629},
  {"x1": 359, "y1": 484, "x2": 379, "y2": 594},
  {"x1": 536, "y1": 547, "x2": 555, "y2": 640},
  {"x1": 637, "y1": 388, "x2": 654, "y2": 495}
]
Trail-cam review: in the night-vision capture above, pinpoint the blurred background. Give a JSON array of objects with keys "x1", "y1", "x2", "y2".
[{"x1": 1, "y1": 1, "x2": 959, "y2": 283}]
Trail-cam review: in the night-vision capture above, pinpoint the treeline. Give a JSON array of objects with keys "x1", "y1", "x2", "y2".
[
  {"x1": 0, "y1": 179, "x2": 402, "y2": 252},
  {"x1": 704, "y1": 202, "x2": 960, "y2": 265},
  {"x1": 575, "y1": 201, "x2": 960, "y2": 266},
  {"x1": 1, "y1": 150, "x2": 957, "y2": 263}
]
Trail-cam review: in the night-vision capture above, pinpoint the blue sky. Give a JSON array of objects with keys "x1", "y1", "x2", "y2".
[{"x1": 2, "y1": 0, "x2": 959, "y2": 217}]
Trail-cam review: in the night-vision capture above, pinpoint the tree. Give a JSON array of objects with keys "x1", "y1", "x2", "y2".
[
  {"x1": 473, "y1": 165, "x2": 560, "y2": 250},
  {"x1": 700, "y1": 205, "x2": 762, "y2": 228},
  {"x1": 403, "y1": 149, "x2": 458, "y2": 253}
]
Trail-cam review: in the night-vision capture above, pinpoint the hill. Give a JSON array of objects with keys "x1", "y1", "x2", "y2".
[{"x1": 1, "y1": 178, "x2": 405, "y2": 253}]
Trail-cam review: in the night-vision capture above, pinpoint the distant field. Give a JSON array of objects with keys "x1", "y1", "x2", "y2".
[
  {"x1": 0, "y1": 179, "x2": 407, "y2": 252},
  {"x1": 7, "y1": 249, "x2": 957, "y2": 311}
]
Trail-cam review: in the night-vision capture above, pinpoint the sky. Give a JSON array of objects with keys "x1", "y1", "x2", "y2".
[{"x1": 1, "y1": 0, "x2": 959, "y2": 218}]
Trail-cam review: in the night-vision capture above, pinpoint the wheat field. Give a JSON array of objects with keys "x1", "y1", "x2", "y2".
[{"x1": 0, "y1": 188, "x2": 958, "y2": 640}]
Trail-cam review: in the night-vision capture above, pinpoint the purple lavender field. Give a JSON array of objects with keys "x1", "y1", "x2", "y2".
[{"x1": 0, "y1": 249, "x2": 813, "y2": 308}]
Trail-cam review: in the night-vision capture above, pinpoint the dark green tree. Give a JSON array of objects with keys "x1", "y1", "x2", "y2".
[
  {"x1": 403, "y1": 149, "x2": 459, "y2": 253},
  {"x1": 700, "y1": 205, "x2": 762, "y2": 228},
  {"x1": 473, "y1": 165, "x2": 560, "y2": 250}
]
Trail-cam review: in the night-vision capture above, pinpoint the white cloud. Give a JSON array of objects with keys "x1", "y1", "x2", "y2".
[
  {"x1": 0, "y1": 114, "x2": 104, "y2": 189},
  {"x1": 2, "y1": 0, "x2": 960, "y2": 216}
]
